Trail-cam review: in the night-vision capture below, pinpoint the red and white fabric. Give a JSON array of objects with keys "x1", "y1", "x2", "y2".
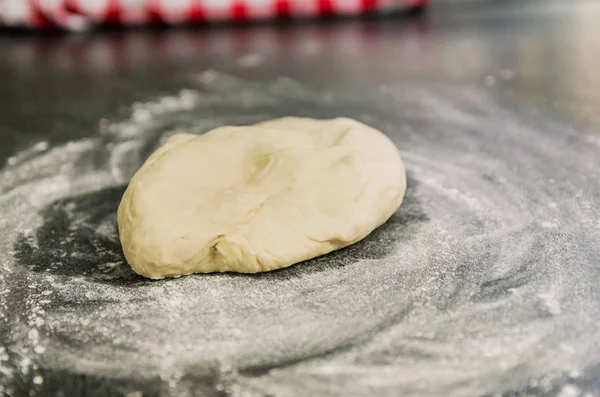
[{"x1": 0, "y1": 0, "x2": 427, "y2": 30}]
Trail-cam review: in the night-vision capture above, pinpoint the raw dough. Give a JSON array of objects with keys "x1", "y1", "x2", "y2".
[{"x1": 117, "y1": 117, "x2": 406, "y2": 279}]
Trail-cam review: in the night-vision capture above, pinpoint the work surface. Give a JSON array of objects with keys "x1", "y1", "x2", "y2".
[{"x1": 1, "y1": 1, "x2": 600, "y2": 396}]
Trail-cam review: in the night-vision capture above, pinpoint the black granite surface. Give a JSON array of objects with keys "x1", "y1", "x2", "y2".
[{"x1": 1, "y1": 1, "x2": 600, "y2": 396}]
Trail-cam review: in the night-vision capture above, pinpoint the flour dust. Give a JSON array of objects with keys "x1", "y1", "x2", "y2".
[{"x1": 1, "y1": 71, "x2": 600, "y2": 397}]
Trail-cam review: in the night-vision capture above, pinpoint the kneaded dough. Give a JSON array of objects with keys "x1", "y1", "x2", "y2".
[{"x1": 117, "y1": 117, "x2": 406, "y2": 279}]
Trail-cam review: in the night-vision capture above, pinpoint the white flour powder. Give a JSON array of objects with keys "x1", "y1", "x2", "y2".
[{"x1": 1, "y1": 71, "x2": 600, "y2": 397}]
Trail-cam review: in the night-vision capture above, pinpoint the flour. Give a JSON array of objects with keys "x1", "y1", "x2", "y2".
[{"x1": 1, "y1": 71, "x2": 600, "y2": 396}]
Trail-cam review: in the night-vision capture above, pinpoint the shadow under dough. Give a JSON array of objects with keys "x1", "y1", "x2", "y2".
[{"x1": 14, "y1": 173, "x2": 427, "y2": 285}]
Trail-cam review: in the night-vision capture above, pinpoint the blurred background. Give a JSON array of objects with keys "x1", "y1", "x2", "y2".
[{"x1": 1, "y1": 0, "x2": 600, "y2": 164}]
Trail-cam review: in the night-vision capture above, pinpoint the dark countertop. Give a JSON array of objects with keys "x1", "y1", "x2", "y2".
[{"x1": 1, "y1": 1, "x2": 600, "y2": 396}]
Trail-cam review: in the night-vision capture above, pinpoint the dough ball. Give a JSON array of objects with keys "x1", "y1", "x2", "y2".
[{"x1": 117, "y1": 117, "x2": 406, "y2": 279}]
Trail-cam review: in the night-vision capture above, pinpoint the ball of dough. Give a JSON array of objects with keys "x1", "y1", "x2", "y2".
[{"x1": 117, "y1": 117, "x2": 406, "y2": 279}]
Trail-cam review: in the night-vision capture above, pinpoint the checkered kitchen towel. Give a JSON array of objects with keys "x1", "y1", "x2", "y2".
[{"x1": 0, "y1": 0, "x2": 427, "y2": 30}]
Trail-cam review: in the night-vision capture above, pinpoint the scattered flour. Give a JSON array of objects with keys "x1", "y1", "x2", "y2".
[{"x1": 0, "y1": 71, "x2": 599, "y2": 396}]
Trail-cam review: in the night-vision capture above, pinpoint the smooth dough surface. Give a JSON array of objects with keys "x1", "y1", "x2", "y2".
[{"x1": 117, "y1": 117, "x2": 406, "y2": 279}]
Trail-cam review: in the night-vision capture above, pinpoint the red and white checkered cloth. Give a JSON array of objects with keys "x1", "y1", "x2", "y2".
[{"x1": 0, "y1": 0, "x2": 427, "y2": 30}]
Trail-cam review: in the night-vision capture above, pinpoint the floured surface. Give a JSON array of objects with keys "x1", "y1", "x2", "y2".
[{"x1": 1, "y1": 71, "x2": 600, "y2": 397}]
